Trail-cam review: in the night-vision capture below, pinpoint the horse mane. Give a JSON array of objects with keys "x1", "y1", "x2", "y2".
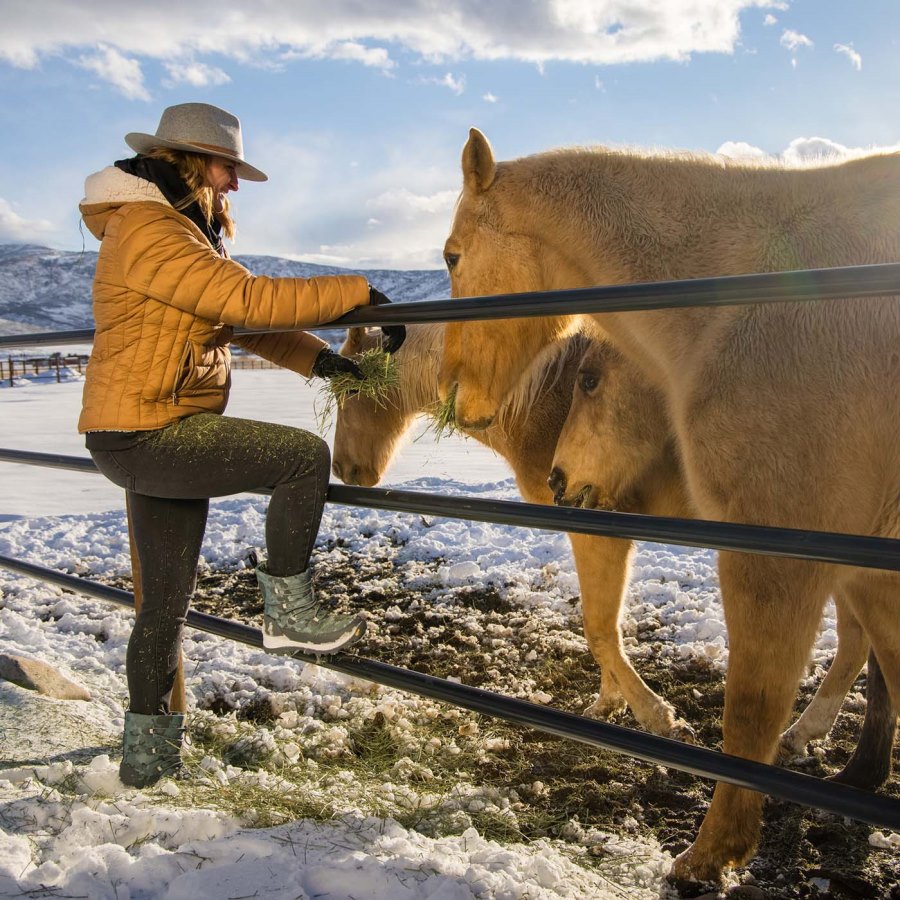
[
  {"x1": 392, "y1": 322, "x2": 444, "y2": 415},
  {"x1": 494, "y1": 329, "x2": 591, "y2": 434}
]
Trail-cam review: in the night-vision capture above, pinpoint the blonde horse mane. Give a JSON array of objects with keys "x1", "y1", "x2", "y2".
[{"x1": 494, "y1": 329, "x2": 591, "y2": 434}]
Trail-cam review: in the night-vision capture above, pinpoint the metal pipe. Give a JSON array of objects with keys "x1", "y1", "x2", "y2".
[
  {"x1": 3, "y1": 261, "x2": 900, "y2": 348},
  {"x1": 2, "y1": 552, "x2": 899, "y2": 830},
  {"x1": 3, "y1": 448, "x2": 900, "y2": 572}
]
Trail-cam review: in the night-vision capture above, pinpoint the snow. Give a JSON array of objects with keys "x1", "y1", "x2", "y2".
[{"x1": 0, "y1": 369, "x2": 866, "y2": 899}]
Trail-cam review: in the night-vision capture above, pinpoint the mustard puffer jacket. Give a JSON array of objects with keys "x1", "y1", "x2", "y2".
[{"x1": 78, "y1": 166, "x2": 370, "y2": 433}]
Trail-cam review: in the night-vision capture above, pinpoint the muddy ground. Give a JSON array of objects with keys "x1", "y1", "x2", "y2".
[{"x1": 165, "y1": 541, "x2": 900, "y2": 900}]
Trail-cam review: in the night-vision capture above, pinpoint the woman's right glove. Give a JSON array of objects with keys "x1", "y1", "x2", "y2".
[
  {"x1": 368, "y1": 286, "x2": 407, "y2": 354},
  {"x1": 311, "y1": 348, "x2": 363, "y2": 380}
]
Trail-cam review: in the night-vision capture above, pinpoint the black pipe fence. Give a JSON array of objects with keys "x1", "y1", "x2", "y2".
[
  {"x1": 2, "y1": 551, "x2": 899, "y2": 831},
  {"x1": 3, "y1": 448, "x2": 900, "y2": 572},
  {"x1": 2, "y1": 260, "x2": 900, "y2": 350},
  {"x1": 1, "y1": 261, "x2": 898, "y2": 832}
]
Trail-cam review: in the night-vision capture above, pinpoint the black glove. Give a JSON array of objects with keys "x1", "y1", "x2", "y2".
[
  {"x1": 369, "y1": 285, "x2": 407, "y2": 355},
  {"x1": 311, "y1": 348, "x2": 363, "y2": 380}
]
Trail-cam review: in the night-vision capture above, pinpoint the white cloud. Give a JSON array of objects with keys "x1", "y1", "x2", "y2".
[
  {"x1": 594, "y1": 76, "x2": 605, "y2": 90},
  {"x1": 716, "y1": 140, "x2": 769, "y2": 159},
  {"x1": 716, "y1": 136, "x2": 900, "y2": 166},
  {"x1": 76, "y1": 45, "x2": 150, "y2": 100},
  {"x1": 163, "y1": 61, "x2": 232, "y2": 87},
  {"x1": 420, "y1": 72, "x2": 465, "y2": 94},
  {"x1": 0, "y1": 197, "x2": 56, "y2": 242},
  {"x1": 0, "y1": 0, "x2": 783, "y2": 81},
  {"x1": 833, "y1": 42, "x2": 862, "y2": 71},
  {"x1": 763, "y1": 14, "x2": 777, "y2": 26},
  {"x1": 780, "y1": 29, "x2": 813, "y2": 52},
  {"x1": 320, "y1": 41, "x2": 396, "y2": 70},
  {"x1": 482, "y1": 92, "x2": 498, "y2": 103},
  {"x1": 367, "y1": 187, "x2": 458, "y2": 219}
]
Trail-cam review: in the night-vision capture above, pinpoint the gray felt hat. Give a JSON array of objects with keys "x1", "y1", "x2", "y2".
[{"x1": 124, "y1": 102, "x2": 267, "y2": 182}]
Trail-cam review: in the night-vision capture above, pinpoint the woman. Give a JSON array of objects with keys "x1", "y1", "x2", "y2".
[{"x1": 78, "y1": 102, "x2": 405, "y2": 787}]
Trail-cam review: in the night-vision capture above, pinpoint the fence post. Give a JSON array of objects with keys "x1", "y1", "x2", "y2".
[
  {"x1": 8, "y1": 356, "x2": 13, "y2": 386},
  {"x1": 55, "y1": 355, "x2": 61, "y2": 383}
]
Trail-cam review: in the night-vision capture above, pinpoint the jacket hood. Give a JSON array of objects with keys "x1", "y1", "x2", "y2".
[{"x1": 79, "y1": 167, "x2": 170, "y2": 240}]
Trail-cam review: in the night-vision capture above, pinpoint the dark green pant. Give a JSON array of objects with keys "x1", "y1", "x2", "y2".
[{"x1": 90, "y1": 414, "x2": 330, "y2": 714}]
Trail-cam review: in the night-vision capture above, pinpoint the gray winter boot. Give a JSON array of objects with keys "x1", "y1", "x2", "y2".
[
  {"x1": 257, "y1": 563, "x2": 366, "y2": 654},
  {"x1": 119, "y1": 711, "x2": 186, "y2": 788}
]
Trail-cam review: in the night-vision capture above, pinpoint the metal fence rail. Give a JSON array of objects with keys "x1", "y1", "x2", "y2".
[
  {"x1": 3, "y1": 448, "x2": 900, "y2": 572},
  {"x1": 2, "y1": 550, "x2": 898, "y2": 831},
  {"x1": 2, "y1": 260, "x2": 900, "y2": 350}
]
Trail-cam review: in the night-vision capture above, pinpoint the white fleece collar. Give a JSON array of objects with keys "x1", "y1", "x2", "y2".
[{"x1": 82, "y1": 166, "x2": 171, "y2": 206}]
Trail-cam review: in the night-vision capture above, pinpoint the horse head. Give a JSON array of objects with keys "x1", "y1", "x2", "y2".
[
  {"x1": 549, "y1": 340, "x2": 674, "y2": 511},
  {"x1": 439, "y1": 128, "x2": 585, "y2": 431},
  {"x1": 332, "y1": 325, "x2": 442, "y2": 487}
]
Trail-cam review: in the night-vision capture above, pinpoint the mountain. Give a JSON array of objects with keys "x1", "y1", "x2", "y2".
[{"x1": 0, "y1": 243, "x2": 450, "y2": 334}]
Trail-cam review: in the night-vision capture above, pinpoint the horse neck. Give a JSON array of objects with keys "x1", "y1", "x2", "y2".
[{"x1": 510, "y1": 150, "x2": 900, "y2": 386}]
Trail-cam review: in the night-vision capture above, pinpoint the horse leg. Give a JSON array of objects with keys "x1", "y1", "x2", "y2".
[
  {"x1": 672, "y1": 552, "x2": 829, "y2": 887},
  {"x1": 828, "y1": 574, "x2": 900, "y2": 789},
  {"x1": 779, "y1": 594, "x2": 868, "y2": 758},
  {"x1": 830, "y1": 648, "x2": 896, "y2": 790},
  {"x1": 568, "y1": 533, "x2": 694, "y2": 740}
]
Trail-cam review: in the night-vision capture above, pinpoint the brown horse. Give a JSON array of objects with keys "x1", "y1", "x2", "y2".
[
  {"x1": 333, "y1": 323, "x2": 695, "y2": 739},
  {"x1": 551, "y1": 340, "x2": 894, "y2": 775},
  {"x1": 438, "y1": 129, "x2": 900, "y2": 886}
]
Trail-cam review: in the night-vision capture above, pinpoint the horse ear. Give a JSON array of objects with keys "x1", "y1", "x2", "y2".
[
  {"x1": 462, "y1": 128, "x2": 496, "y2": 193},
  {"x1": 341, "y1": 327, "x2": 366, "y2": 356}
]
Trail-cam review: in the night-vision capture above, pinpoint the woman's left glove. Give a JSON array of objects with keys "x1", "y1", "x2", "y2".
[
  {"x1": 311, "y1": 348, "x2": 363, "y2": 380},
  {"x1": 369, "y1": 286, "x2": 407, "y2": 354}
]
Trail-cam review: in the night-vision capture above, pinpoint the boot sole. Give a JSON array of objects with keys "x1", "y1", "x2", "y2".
[{"x1": 262, "y1": 622, "x2": 366, "y2": 655}]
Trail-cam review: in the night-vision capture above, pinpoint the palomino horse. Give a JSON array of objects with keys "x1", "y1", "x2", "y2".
[
  {"x1": 438, "y1": 129, "x2": 900, "y2": 886},
  {"x1": 332, "y1": 326, "x2": 894, "y2": 782},
  {"x1": 550, "y1": 340, "x2": 894, "y2": 782},
  {"x1": 333, "y1": 323, "x2": 695, "y2": 739}
]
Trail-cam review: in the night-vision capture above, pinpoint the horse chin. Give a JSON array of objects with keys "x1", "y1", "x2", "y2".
[{"x1": 456, "y1": 413, "x2": 494, "y2": 432}]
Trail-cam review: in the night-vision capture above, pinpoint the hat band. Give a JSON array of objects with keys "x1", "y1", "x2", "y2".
[{"x1": 187, "y1": 141, "x2": 243, "y2": 159}]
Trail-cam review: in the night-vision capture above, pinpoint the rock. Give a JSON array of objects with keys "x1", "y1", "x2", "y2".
[
  {"x1": 727, "y1": 886, "x2": 766, "y2": 900},
  {"x1": 0, "y1": 653, "x2": 91, "y2": 701}
]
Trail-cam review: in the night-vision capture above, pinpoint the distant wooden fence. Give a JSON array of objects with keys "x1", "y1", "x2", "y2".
[{"x1": 2, "y1": 353, "x2": 90, "y2": 385}]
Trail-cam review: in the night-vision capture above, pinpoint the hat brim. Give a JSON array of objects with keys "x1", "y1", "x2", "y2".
[{"x1": 124, "y1": 132, "x2": 268, "y2": 182}]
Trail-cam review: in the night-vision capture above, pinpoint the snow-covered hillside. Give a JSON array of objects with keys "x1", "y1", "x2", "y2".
[{"x1": 0, "y1": 243, "x2": 449, "y2": 333}]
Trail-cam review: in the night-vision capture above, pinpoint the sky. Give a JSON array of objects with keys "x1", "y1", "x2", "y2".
[{"x1": 1, "y1": 0, "x2": 899, "y2": 270}]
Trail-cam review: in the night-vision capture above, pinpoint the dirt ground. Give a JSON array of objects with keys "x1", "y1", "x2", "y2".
[{"x1": 181, "y1": 549, "x2": 900, "y2": 900}]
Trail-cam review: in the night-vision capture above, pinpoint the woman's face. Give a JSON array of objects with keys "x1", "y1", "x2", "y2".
[{"x1": 206, "y1": 157, "x2": 239, "y2": 194}]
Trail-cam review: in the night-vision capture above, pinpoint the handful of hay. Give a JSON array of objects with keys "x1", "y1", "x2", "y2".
[
  {"x1": 313, "y1": 348, "x2": 400, "y2": 432},
  {"x1": 424, "y1": 385, "x2": 460, "y2": 441}
]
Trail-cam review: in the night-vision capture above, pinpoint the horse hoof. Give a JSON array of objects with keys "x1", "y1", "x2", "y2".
[
  {"x1": 670, "y1": 847, "x2": 726, "y2": 894},
  {"x1": 777, "y1": 730, "x2": 807, "y2": 762},
  {"x1": 583, "y1": 695, "x2": 627, "y2": 719},
  {"x1": 669, "y1": 719, "x2": 697, "y2": 744}
]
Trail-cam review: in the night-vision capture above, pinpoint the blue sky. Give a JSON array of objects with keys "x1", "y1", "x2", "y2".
[{"x1": 1, "y1": 0, "x2": 898, "y2": 269}]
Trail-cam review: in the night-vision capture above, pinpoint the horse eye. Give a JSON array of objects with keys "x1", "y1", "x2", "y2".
[
  {"x1": 578, "y1": 372, "x2": 599, "y2": 393},
  {"x1": 444, "y1": 253, "x2": 460, "y2": 271}
]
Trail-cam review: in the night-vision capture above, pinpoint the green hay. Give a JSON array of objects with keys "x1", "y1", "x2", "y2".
[
  {"x1": 313, "y1": 348, "x2": 400, "y2": 433},
  {"x1": 423, "y1": 385, "x2": 460, "y2": 442}
]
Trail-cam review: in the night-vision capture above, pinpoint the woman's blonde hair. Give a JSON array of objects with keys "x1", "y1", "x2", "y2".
[{"x1": 146, "y1": 147, "x2": 236, "y2": 240}]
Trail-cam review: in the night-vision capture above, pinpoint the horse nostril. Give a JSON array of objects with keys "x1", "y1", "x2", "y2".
[
  {"x1": 548, "y1": 466, "x2": 567, "y2": 500},
  {"x1": 332, "y1": 460, "x2": 343, "y2": 481}
]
